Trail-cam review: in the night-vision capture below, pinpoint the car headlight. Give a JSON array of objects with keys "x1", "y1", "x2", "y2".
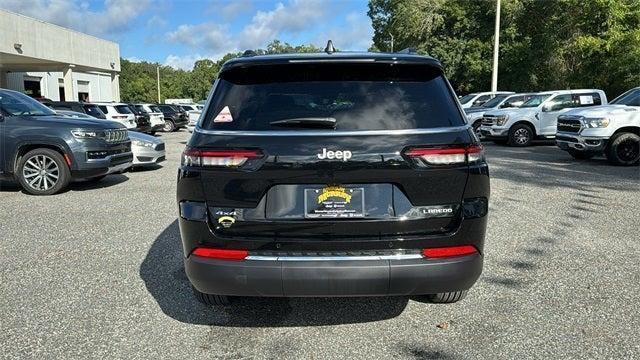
[
  {"x1": 131, "y1": 139, "x2": 155, "y2": 148},
  {"x1": 71, "y1": 130, "x2": 106, "y2": 140},
  {"x1": 496, "y1": 115, "x2": 509, "y2": 126},
  {"x1": 583, "y1": 118, "x2": 609, "y2": 128}
]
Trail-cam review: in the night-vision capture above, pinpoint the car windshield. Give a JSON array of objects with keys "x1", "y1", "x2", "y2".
[
  {"x1": 201, "y1": 63, "x2": 465, "y2": 131},
  {"x1": 481, "y1": 94, "x2": 509, "y2": 108},
  {"x1": 610, "y1": 88, "x2": 640, "y2": 106},
  {"x1": 0, "y1": 91, "x2": 56, "y2": 116},
  {"x1": 459, "y1": 93, "x2": 479, "y2": 104},
  {"x1": 520, "y1": 94, "x2": 552, "y2": 108}
]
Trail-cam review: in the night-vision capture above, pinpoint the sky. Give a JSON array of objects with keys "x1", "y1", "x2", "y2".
[{"x1": 0, "y1": 0, "x2": 374, "y2": 70}]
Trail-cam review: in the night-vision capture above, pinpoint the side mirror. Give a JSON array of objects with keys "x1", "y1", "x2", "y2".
[
  {"x1": 501, "y1": 103, "x2": 512, "y2": 109},
  {"x1": 541, "y1": 105, "x2": 551, "y2": 112}
]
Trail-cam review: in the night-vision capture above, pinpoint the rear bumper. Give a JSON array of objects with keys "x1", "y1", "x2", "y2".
[
  {"x1": 186, "y1": 253, "x2": 483, "y2": 297},
  {"x1": 479, "y1": 126, "x2": 509, "y2": 140}
]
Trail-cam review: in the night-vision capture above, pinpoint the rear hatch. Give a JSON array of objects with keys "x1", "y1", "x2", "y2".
[{"x1": 187, "y1": 60, "x2": 477, "y2": 243}]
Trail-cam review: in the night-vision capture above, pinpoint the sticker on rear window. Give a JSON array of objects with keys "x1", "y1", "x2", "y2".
[{"x1": 214, "y1": 106, "x2": 233, "y2": 122}]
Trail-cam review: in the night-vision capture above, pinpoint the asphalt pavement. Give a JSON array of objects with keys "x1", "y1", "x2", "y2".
[{"x1": 1, "y1": 131, "x2": 639, "y2": 359}]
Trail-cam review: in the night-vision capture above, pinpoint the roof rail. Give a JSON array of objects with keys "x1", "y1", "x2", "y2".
[
  {"x1": 397, "y1": 47, "x2": 418, "y2": 54},
  {"x1": 242, "y1": 50, "x2": 257, "y2": 57}
]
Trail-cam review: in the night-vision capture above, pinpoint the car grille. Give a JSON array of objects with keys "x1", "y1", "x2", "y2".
[
  {"x1": 154, "y1": 143, "x2": 165, "y2": 151},
  {"x1": 105, "y1": 129, "x2": 129, "y2": 142},
  {"x1": 557, "y1": 116, "x2": 583, "y2": 133}
]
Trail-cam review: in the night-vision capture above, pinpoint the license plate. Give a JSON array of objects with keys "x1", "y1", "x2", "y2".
[{"x1": 304, "y1": 186, "x2": 365, "y2": 219}]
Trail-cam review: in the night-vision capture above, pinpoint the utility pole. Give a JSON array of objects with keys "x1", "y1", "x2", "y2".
[
  {"x1": 491, "y1": 0, "x2": 501, "y2": 92},
  {"x1": 156, "y1": 66, "x2": 161, "y2": 103},
  {"x1": 390, "y1": 33, "x2": 394, "y2": 52}
]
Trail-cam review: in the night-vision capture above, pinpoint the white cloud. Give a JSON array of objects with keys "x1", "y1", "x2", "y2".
[
  {"x1": 217, "y1": 0, "x2": 253, "y2": 20},
  {"x1": 315, "y1": 12, "x2": 373, "y2": 51},
  {"x1": 238, "y1": 0, "x2": 325, "y2": 49},
  {"x1": 125, "y1": 56, "x2": 142, "y2": 62},
  {"x1": 166, "y1": 23, "x2": 233, "y2": 50},
  {"x1": 164, "y1": 54, "x2": 206, "y2": 71},
  {"x1": 0, "y1": 0, "x2": 151, "y2": 37},
  {"x1": 146, "y1": 14, "x2": 167, "y2": 28}
]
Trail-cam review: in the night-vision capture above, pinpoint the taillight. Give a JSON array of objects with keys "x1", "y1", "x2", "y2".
[
  {"x1": 192, "y1": 247, "x2": 248, "y2": 261},
  {"x1": 182, "y1": 148, "x2": 263, "y2": 167},
  {"x1": 422, "y1": 245, "x2": 478, "y2": 258},
  {"x1": 405, "y1": 145, "x2": 484, "y2": 166}
]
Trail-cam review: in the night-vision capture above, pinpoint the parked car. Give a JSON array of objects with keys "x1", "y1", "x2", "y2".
[
  {"x1": 157, "y1": 104, "x2": 188, "y2": 132},
  {"x1": 128, "y1": 131, "x2": 166, "y2": 167},
  {"x1": 0, "y1": 89, "x2": 132, "y2": 195},
  {"x1": 44, "y1": 101, "x2": 107, "y2": 119},
  {"x1": 458, "y1": 91, "x2": 514, "y2": 109},
  {"x1": 556, "y1": 87, "x2": 640, "y2": 165},
  {"x1": 480, "y1": 89, "x2": 608, "y2": 146},
  {"x1": 131, "y1": 103, "x2": 165, "y2": 134},
  {"x1": 126, "y1": 104, "x2": 152, "y2": 133},
  {"x1": 93, "y1": 102, "x2": 137, "y2": 129},
  {"x1": 465, "y1": 93, "x2": 537, "y2": 135},
  {"x1": 172, "y1": 103, "x2": 202, "y2": 132},
  {"x1": 178, "y1": 50, "x2": 489, "y2": 306}
]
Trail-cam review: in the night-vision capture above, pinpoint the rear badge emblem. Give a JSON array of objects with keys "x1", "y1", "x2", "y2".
[{"x1": 317, "y1": 148, "x2": 352, "y2": 161}]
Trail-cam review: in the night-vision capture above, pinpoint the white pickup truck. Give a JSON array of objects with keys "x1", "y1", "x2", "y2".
[
  {"x1": 556, "y1": 87, "x2": 640, "y2": 166},
  {"x1": 480, "y1": 89, "x2": 607, "y2": 146}
]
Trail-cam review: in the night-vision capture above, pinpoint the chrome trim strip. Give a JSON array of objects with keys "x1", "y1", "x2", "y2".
[
  {"x1": 194, "y1": 125, "x2": 470, "y2": 137},
  {"x1": 245, "y1": 254, "x2": 423, "y2": 261}
]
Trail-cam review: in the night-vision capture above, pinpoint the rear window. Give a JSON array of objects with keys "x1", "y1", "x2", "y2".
[
  {"x1": 201, "y1": 63, "x2": 464, "y2": 131},
  {"x1": 159, "y1": 105, "x2": 175, "y2": 112},
  {"x1": 115, "y1": 105, "x2": 132, "y2": 114},
  {"x1": 150, "y1": 105, "x2": 162, "y2": 113},
  {"x1": 83, "y1": 105, "x2": 103, "y2": 117}
]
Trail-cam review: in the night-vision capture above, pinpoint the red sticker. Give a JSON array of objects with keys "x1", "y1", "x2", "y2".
[{"x1": 214, "y1": 106, "x2": 233, "y2": 122}]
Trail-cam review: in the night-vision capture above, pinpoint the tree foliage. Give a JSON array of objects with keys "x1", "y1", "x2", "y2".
[
  {"x1": 368, "y1": 0, "x2": 640, "y2": 97},
  {"x1": 120, "y1": 40, "x2": 321, "y2": 103}
]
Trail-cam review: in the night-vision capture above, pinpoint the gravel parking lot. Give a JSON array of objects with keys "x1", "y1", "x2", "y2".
[{"x1": 1, "y1": 131, "x2": 639, "y2": 359}]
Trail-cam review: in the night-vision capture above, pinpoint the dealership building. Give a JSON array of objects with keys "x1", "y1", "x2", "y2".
[{"x1": 0, "y1": 9, "x2": 121, "y2": 102}]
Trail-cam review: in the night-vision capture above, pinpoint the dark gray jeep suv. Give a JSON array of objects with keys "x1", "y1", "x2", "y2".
[{"x1": 0, "y1": 89, "x2": 133, "y2": 195}]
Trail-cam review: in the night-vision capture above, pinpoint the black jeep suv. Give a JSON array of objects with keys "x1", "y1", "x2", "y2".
[
  {"x1": 0, "y1": 89, "x2": 132, "y2": 195},
  {"x1": 177, "y1": 51, "x2": 489, "y2": 305}
]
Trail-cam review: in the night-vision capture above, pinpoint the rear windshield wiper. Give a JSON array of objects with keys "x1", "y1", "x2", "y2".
[{"x1": 269, "y1": 117, "x2": 336, "y2": 129}]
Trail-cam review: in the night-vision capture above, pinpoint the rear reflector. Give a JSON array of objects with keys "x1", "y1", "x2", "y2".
[
  {"x1": 182, "y1": 148, "x2": 262, "y2": 167},
  {"x1": 405, "y1": 145, "x2": 484, "y2": 166},
  {"x1": 191, "y1": 247, "x2": 248, "y2": 261},
  {"x1": 422, "y1": 245, "x2": 478, "y2": 258}
]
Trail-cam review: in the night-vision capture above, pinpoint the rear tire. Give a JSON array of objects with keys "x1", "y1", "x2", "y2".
[
  {"x1": 192, "y1": 286, "x2": 231, "y2": 306},
  {"x1": 427, "y1": 290, "x2": 468, "y2": 303},
  {"x1": 605, "y1": 132, "x2": 640, "y2": 166},
  {"x1": 16, "y1": 148, "x2": 70, "y2": 196},
  {"x1": 163, "y1": 120, "x2": 175, "y2": 132},
  {"x1": 508, "y1": 124, "x2": 534, "y2": 147},
  {"x1": 567, "y1": 149, "x2": 596, "y2": 160}
]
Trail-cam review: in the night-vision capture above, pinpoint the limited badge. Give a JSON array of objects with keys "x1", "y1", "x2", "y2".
[{"x1": 214, "y1": 106, "x2": 233, "y2": 122}]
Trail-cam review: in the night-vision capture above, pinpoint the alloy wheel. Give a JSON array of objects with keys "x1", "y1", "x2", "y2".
[
  {"x1": 514, "y1": 128, "x2": 530, "y2": 145},
  {"x1": 22, "y1": 154, "x2": 60, "y2": 191}
]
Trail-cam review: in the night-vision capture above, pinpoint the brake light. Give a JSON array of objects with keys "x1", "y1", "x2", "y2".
[
  {"x1": 182, "y1": 148, "x2": 262, "y2": 167},
  {"x1": 405, "y1": 145, "x2": 484, "y2": 166},
  {"x1": 192, "y1": 247, "x2": 248, "y2": 261},
  {"x1": 422, "y1": 245, "x2": 478, "y2": 258}
]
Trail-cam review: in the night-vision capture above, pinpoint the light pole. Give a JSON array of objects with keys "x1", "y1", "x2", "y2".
[
  {"x1": 156, "y1": 66, "x2": 161, "y2": 103},
  {"x1": 390, "y1": 33, "x2": 394, "y2": 52},
  {"x1": 491, "y1": 0, "x2": 501, "y2": 92}
]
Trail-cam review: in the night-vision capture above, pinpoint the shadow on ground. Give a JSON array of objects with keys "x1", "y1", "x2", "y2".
[
  {"x1": 140, "y1": 219, "x2": 408, "y2": 327},
  {"x1": 0, "y1": 174, "x2": 129, "y2": 193}
]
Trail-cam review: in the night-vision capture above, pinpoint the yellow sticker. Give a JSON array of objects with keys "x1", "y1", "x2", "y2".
[
  {"x1": 218, "y1": 216, "x2": 236, "y2": 228},
  {"x1": 317, "y1": 186, "x2": 352, "y2": 204}
]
